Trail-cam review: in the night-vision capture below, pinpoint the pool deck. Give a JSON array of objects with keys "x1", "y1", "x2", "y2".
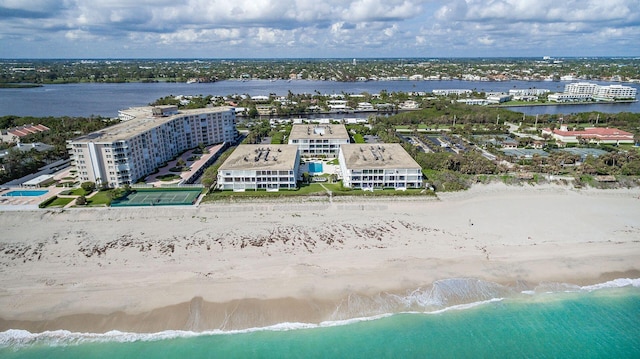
[{"x1": 0, "y1": 168, "x2": 75, "y2": 210}]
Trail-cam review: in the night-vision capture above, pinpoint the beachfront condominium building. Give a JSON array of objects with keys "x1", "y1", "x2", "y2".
[
  {"x1": 68, "y1": 105, "x2": 238, "y2": 187},
  {"x1": 288, "y1": 124, "x2": 350, "y2": 157},
  {"x1": 339, "y1": 144, "x2": 423, "y2": 190},
  {"x1": 216, "y1": 144, "x2": 300, "y2": 191}
]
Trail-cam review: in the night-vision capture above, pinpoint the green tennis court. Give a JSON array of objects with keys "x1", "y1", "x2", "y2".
[{"x1": 110, "y1": 188, "x2": 202, "y2": 207}]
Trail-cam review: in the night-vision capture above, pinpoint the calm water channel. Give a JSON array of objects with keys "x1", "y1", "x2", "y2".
[{"x1": 1, "y1": 80, "x2": 638, "y2": 118}]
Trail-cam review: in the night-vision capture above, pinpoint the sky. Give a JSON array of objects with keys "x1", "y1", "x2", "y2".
[{"x1": 0, "y1": 0, "x2": 639, "y2": 59}]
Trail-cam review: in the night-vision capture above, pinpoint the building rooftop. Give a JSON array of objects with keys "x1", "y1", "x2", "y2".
[
  {"x1": 340, "y1": 143, "x2": 422, "y2": 170},
  {"x1": 3, "y1": 124, "x2": 50, "y2": 137},
  {"x1": 544, "y1": 127, "x2": 634, "y2": 141},
  {"x1": 71, "y1": 106, "x2": 234, "y2": 143},
  {"x1": 288, "y1": 124, "x2": 349, "y2": 141},
  {"x1": 219, "y1": 144, "x2": 299, "y2": 172}
]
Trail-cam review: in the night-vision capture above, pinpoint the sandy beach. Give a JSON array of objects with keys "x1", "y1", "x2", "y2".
[{"x1": 1, "y1": 183, "x2": 639, "y2": 333}]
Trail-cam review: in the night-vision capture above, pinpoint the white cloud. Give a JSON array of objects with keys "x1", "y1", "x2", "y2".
[{"x1": 0, "y1": 0, "x2": 638, "y2": 57}]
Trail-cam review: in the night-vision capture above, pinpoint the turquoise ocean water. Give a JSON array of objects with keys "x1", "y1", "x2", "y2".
[{"x1": 1, "y1": 279, "x2": 639, "y2": 359}]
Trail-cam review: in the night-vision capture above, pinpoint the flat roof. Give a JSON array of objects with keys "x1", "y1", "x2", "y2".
[
  {"x1": 70, "y1": 106, "x2": 234, "y2": 143},
  {"x1": 340, "y1": 143, "x2": 422, "y2": 170},
  {"x1": 219, "y1": 144, "x2": 298, "y2": 172},
  {"x1": 23, "y1": 174, "x2": 54, "y2": 186},
  {"x1": 288, "y1": 124, "x2": 349, "y2": 141}
]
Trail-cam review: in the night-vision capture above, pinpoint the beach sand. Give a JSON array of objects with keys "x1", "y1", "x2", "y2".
[{"x1": 1, "y1": 183, "x2": 639, "y2": 333}]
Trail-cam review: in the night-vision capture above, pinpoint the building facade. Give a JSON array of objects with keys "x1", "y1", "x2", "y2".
[
  {"x1": 339, "y1": 144, "x2": 423, "y2": 190},
  {"x1": 594, "y1": 85, "x2": 637, "y2": 100},
  {"x1": 549, "y1": 82, "x2": 637, "y2": 102},
  {"x1": 68, "y1": 106, "x2": 238, "y2": 187},
  {"x1": 541, "y1": 125, "x2": 634, "y2": 145},
  {"x1": 216, "y1": 145, "x2": 300, "y2": 191},
  {"x1": 288, "y1": 124, "x2": 350, "y2": 157}
]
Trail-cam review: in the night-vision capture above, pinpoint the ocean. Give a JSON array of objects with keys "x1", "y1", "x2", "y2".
[{"x1": 1, "y1": 279, "x2": 638, "y2": 358}]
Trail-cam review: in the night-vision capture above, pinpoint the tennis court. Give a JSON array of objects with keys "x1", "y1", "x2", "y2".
[{"x1": 110, "y1": 188, "x2": 202, "y2": 207}]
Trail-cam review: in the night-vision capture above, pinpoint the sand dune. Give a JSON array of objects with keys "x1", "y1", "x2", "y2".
[{"x1": 1, "y1": 183, "x2": 639, "y2": 333}]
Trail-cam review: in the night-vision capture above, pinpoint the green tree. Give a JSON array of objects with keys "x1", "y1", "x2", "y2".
[
  {"x1": 81, "y1": 181, "x2": 96, "y2": 193},
  {"x1": 76, "y1": 195, "x2": 87, "y2": 205}
]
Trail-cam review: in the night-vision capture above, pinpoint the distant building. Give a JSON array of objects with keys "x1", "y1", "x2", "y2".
[
  {"x1": 508, "y1": 89, "x2": 550, "y2": 96},
  {"x1": 216, "y1": 145, "x2": 299, "y2": 191},
  {"x1": 549, "y1": 82, "x2": 637, "y2": 102},
  {"x1": 1, "y1": 124, "x2": 50, "y2": 143},
  {"x1": 356, "y1": 102, "x2": 375, "y2": 111},
  {"x1": 486, "y1": 94, "x2": 511, "y2": 104},
  {"x1": 68, "y1": 106, "x2": 238, "y2": 187},
  {"x1": 457, "y1": 98, "x2": 489, "y2": 106},
  {"x1": 399, "y1": 100, "x2": 420, "y2": 109},
  {"x1": 594, "y1": 85, "x2": 637, "y2": 100},
  {"x1": 547, "y1": 93, "x2": 593, "y2": 102},
  {"x1": 432, "y1": 89, "x2": 472, "y2": 96},
  {"x1": 288, "y1": 124, "x2": 350, "y2": 157},
  {"x1": 339, "y1": 144, "x2": 423, "y2": 190},
  {"x1": 565, "y1": 82, "x2": 599, "y2": 95},
  {"x1": 541, "y1": 125, "x2": 634, "y2": 145}
]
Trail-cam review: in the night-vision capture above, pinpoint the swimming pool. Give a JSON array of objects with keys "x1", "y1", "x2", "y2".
[
  {"x1": 308, "y1": 162, "x2": 324, "y2": 173},
  {"x1": 2, "y1": 190, "x2": 49, "y2": 197}
]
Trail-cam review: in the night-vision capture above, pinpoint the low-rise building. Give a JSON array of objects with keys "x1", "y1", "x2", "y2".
[
  {"x1": 486, "y1": 94, "x2": 511, "y2": 104},
  {"x1": 288, "y1": 124, "x2": 350, "y2": 157},
  {"x1": 216, "y1": 145, "x2": 300, "y2": 191},
  {"x1": 547, "y1": 93, "x2": 593, "y2": 102},
  {"x1": 339, "y1": 144, "x2": 423, "y2": 190},
  {"x1": 541, "y1": 125, "x2": 634, "y2": 145},
  {"x1": 1, "y1": 124, "x2": 50, "y2": 142},
  {"x1": 432, "y1": 89, "x2": 472, "y2": 96}
]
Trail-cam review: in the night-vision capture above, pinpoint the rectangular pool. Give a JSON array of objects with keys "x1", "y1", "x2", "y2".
[
  {"x1": 2, "y1": 190, "x2": 49, "y2": 197},
  {"x1": 308, "y1": 162, "x2": 324, "y2": 173}
]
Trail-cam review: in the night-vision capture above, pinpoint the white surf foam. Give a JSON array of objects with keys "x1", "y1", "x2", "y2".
[{"x1": 2, "y1": 277, "x2": 638, "y2": 347}]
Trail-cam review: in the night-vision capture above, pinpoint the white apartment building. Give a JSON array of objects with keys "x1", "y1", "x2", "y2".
[
  {"x1": 288, "y1": 124, "x2": 350, "y2": 157},
  {"x1": 68, "y1": 106, "x2": 238, "y2": 187},
  {"x1": 216, "y1": 145, "x2": 300, "y2": 191},
  {"x1": 339, "y1": 144, "x2": 423, "y2": 190},
  {"x1": 565, "y1": 82, "x2": 599, "y2": 95},
  {"x1": 432, "y1": 89, "x2": 472, "y2": 96},
  {"x1": 595, "y1": 85, "x2": 637, "y2": 100},
  {"x1": 562, "y1": 82, "x2": 636, "y2": 101},
  {"x1": 548, "y1": 93, "x2": 594, "y2": 102},
  {"x1": 508, "y1": 89, "x2": 550, "y2": 96}
]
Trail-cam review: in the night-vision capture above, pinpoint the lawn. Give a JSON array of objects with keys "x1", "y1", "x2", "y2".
[
  {"x1": 40, "y1": 196, "x2": 74, "y2": 208},
  {"x1": 202, "y1": 182, "x2": 434, "y2": 202},
  {"x1": 84, "y1": 190, "x2": 113, "y2": 206}
]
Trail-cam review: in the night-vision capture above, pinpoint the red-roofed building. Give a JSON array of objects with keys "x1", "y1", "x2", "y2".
[
  {"x1": 1, "y1": 124, "x2": 50, "y2": 143},
  {"x1": 541, "y1": 125, "x2": 634, "y2": 145}
]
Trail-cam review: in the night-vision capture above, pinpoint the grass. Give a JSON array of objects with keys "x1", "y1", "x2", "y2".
[
  {"x1": 202, "y1": 182, "x2": 434, "y2": 202},
  {"x1": 84, "y1": 190, "x2": 113, "y2": 206},
  {"x1": 41, "y1": 196, "x2": 74, "y2": 208},
  {"x1": 327, "y1": 158, "x2": 339, "y2": 165}
]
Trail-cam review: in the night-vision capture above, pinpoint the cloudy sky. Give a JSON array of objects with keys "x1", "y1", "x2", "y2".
[{"x1": 1, "y1": 0, "x2": 639, "y2": 58}]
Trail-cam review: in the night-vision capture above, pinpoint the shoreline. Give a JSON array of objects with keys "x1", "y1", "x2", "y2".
[{"x1": 1, "y1": 183, "x2": 639, "y2": 333}]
